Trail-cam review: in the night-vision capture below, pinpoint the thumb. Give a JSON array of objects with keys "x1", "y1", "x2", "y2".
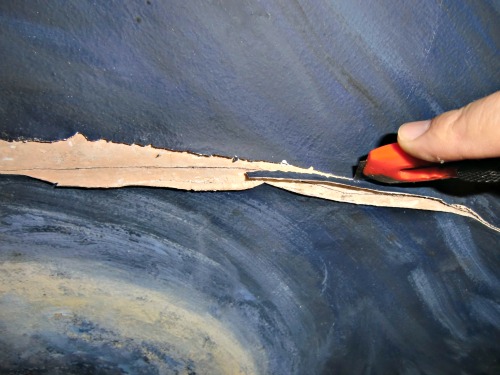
[{"x1": 397, "y1": 91, "x2": 500, "y2": 162}]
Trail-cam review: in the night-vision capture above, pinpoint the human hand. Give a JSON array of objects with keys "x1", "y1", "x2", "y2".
[{"x1": 397, "y1": 91, "x2": 500, "y2": 162}]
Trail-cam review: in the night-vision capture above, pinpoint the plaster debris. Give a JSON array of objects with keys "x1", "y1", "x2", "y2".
[{"x1": 0, "y1": 133, "x2": 497, "y2": 233}]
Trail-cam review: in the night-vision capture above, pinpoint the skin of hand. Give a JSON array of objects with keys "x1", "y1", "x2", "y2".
[{"x1": 397, "y1": 90, "x2": 500, "y2": 162}]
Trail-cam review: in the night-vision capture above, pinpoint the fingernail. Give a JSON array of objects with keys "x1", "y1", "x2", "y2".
[{"x1": 398, "y1": 120, "x2": 431, "y2": 141}]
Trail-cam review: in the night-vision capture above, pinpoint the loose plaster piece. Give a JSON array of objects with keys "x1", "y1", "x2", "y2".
[{"x1": 0, "y1": 133, "x2": 498, "y2": 233}]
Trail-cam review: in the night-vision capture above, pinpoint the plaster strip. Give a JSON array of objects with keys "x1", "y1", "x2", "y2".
[{"x1": 0, "y1": 133, "x2": 497, "y2": 233}]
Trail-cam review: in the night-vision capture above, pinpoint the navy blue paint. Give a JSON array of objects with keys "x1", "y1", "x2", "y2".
[
  {"x1": 1, "y1": 177, "x2": 499, "y2": 374},
  {"x1": 0, "y1": 1, "x2": 499, "y2": 374},
  {"x1": 1, "y1": 0, "x2": 499, "y2": 228}
]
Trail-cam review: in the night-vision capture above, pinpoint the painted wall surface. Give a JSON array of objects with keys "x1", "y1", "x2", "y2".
[{"x1": 0, "y1": 1, "x2": 499, "y2": 374}]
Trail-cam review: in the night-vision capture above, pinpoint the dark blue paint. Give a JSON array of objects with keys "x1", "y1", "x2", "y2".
[{"x1": 0, "y1": 1, "x2": 499, "y2": 374}]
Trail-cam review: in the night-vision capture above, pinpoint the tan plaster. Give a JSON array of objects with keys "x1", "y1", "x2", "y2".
[{"x1": 0, "y1": 133, "x2": 497, "y2": 232}]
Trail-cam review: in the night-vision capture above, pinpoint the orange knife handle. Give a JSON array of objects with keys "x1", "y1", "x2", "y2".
[{"x1": 363, "y1": 143, "x2": 457, "y2": 183}]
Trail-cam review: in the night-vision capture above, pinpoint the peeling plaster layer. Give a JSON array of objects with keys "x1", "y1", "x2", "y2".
[
  {"x1": 0, "y1": 134, "x2": 498, "y2": 233},
  {"x1": 0, "y1": 133, "x2": 342, "y2": 190}
]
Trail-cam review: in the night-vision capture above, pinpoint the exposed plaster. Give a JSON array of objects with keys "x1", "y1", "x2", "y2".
[{"x1": 0, "y1": 133, "x2": 497, "y2": 233}]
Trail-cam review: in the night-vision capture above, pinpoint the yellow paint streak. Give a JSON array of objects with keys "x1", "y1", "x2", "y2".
[{"x1": 0, "y1": 261, "x2": 260, "y2": 375}]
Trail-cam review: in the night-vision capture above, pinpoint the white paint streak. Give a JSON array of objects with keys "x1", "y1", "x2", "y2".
[
  {"x1": 438, "y1": 219, "x2": 498, "y2": 288},
  {"x1": 409, "y1": 268, "x2": 466, "y2": 340},
  {"x1": 320, "y1": 261, "x2": 328, "y2": 296}
]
